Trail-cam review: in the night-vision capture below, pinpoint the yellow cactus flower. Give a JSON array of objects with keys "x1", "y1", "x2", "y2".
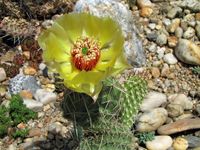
[{"x1": 38, "y1": 13, "x2": 129, "y2": 100}]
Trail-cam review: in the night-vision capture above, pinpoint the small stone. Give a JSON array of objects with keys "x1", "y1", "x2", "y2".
[
  {"x1": 147, "y1": 32, "x2": 158, "y2": 42},
  {"x1": 23, "y1": 99, "x2": 43, "y2": 112},
  {"x1": 0, "y1": 85, "x2": 7, "y2": 97},
  {"x1": 157, "y1": 118, "x2": 200, "y2": 135},
  {"x1": 29, "y1": 128, "x2": 42, "y2": 137},
  {"x1": 175, "y1": 27, "x2": 183, "y2": 38},
  {"x1": 196, "y1": 13, "x2": 200, "y2": 21},
  {"x1": 185, "y1": 135, "x2": 200, "y2": 148},
  {"x1": 163, "y1": 53, "x2": 178, "y2": 65},
  {"x1": 148, "y1": 43, "x2": 157, "y2": 52},
  {"x1": 136, "y1": 108, "x2": 168, "y2": 132},
  {"x1": 183, "y1": 27, "x2": 195, "y2": 39},
  {"x1": 163, "y1": 18, "x2": 171, "y2": 26},
  {"x1": 196, "y1": 24, "x2": 200, "y2": 39},
  {"x1": 195, "y1": 104, "x2": 200, "y2": 115},
  {"x1": 23, "y1": 51, "x2": 30, "y2": 60},
  {"x1": 34, "y1": 89, "x2": 57, "y2": 105},
  {"x1": 39, "y1": 63, "x2": 46, "y2": 71},
  {"x1": 175, "y1": 39, "x2": 200, "y2": 65},
  {"x1": 148, "y1": 23, "x2": 156, "y2": 30},
  {"x1": 48, "y1": 122, "x2": 63, "y2": 134},
  {"x1": 17, "y1": 123, "x2": 26, "y2": 129},
  {"x1": 23, "y1": 66, "x2": 37, "y2": 75},
  {"x1": 140, "y1": 91, "x2": 167, "y2": 112},
  {"x1": 151, "y1": 67, "x2": 160, "y2": 78},
  {"x1": 0, "y1": 68, "x2": 6, "y2": 82},
  {"x1": 140, "y1": 7, "x2": 153, "y2": 17},
  {"x1": 168, "y1": 36, "x2": 178, "y2": 47},
  {"x1": 167, "y1": 18, "x2": 181, "y2": 33},
  {"x1": 167, "y1": 7, "x2": 182, "y2": 19},
  {"x1": 173, "y1": 137, "x2": 188, "y2": 150},
  {"x1": 156, "y1": 33, "x2": 167, "y2": 46},
  {"x1": 0, "y1": 51, "x2": 15, "y2": 63},
  {"x1": 161, "y1": 64, "x2": 170, "y2": 77},
  {"x1": 146, "y1": 136, "x2": 173, "y2": 150},
  {"x1": 43, "y1": 104, "x2": 51, "y2": 111},
  {"x1": 137, "y1": 0, "x2": 153, "y2": 8},
  {"x1": 20, "y1": 90, "x2": 33, "y2": 99}
]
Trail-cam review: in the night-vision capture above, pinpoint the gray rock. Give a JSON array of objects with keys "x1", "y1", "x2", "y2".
[
  {"x1": 74, "y1": 0, "x2": 146, "y2": 67},
  {"x1": 23, "y1": 99, "x2": 43, "y2": 112},
  {"x1": 163, "y1": 53, "x2": 178, "y2": 65},
  {"x1": 163, "y1": 18, "x2": 171, "y2": 26},
  {"x1": 147, "y1": 32, "x2": 158, "y2": 42},
  {"x1": 136, "y1": 108, "x2": 168, "y2": 132},
  {"x1": 156, "y1": 33, "x2": 167, "y2": 46},
  {"x1": 178, "y1": 0, "x2": 200, "y2": 12},
  {"x1": 167, "y1": 7, "x2": 182, "y2": 19},
  {"x1": 140, "y1": 92, "x2": 167, "y2": 112},
  {"x1": 9, "y1": 74, "x2": 41, "y2": 94},
  {"x1": 148, "y1": 43, "x2": 157, "y2": 52},
  {"x1": 175, "y1": 27, "x2": 183, "y2": 38},
  {"x1": 196, "y1": 24, "x2": 200, "y2": 39},
  {"x1": 185, "y1": 135, "x2": 200, "y2": 148},
  {"x1": 175, "y1": 39, "x2": 200, "y2": 65},
  {"x1": 34, "y1": 89, "x2": 57, "y2": 105},
  {"x1": 183, "y1": 27, "x2": 195, "y2": 39},
  {"x1": 0, "y1": 68, "x2": 6, "y2": 82}
]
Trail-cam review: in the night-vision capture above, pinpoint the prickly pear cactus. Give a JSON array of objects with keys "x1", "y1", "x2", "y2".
[{"x1": 121, "y1": 76, "x2": 147, "y2": 128}]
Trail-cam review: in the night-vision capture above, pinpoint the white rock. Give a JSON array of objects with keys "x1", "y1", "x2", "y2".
[
  {"x1": 136, "y1": 108, "x2": 168, "y2": 132},
  {"x1": 140, "y1": 92, "x2": 167, "y2": 112},
  {"x1": 183, "y1": 27, "x2": 195, "y2": 39},
  {"x1": 23, "y1": 99, "x2": 43, "y2": 112},
  {"x1": 146, "y1": 136, "x2": 173, "y2": 150},
  {"x1": 175, "y1": 39, "x2": 200, "y2": 65},
  {"x1": 0, "y1": 68, "x2": 6, "y2": 82},
  {"x1": 137, "y1": 0, "x2": 154, "y2": 8},
  {"x1": 163, "y1": 53, "x2": 178, "y2": 65},
  {"x1": 168, "y1": 94, "x2": 193, "y2": 110},
  {"x1": 34, "y1": 89, "x2": 57, "y2": 105}
]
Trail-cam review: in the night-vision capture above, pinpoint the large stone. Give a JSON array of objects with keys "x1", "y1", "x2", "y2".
[
  {"x1": 136, "y1": 108, "x2": 168, "y2": 132},
  {"x1": 146, "y1": 136, "x2": 173, "y2": 150},
  {"x1": 140, "y1": 92, "x2": 167, "y2": 112},
  {"x1": 9, "y1": 74, "x2": 41, "y2": 94},
  {"x1": 177, "y1": 0, "x2": 200, "y2": 12},
  {"x1": 23, "y1": 99, "x2": 43, "y2": 112},
  {"x1": 175, "y1": 39, "x2": 200, "y2": 65},
  {"x1": 157, "y1": 118, "x2": 200, "y2": 135},
  {"x1": 74, "y1": 0, "x2": 146, "y2": 67}
]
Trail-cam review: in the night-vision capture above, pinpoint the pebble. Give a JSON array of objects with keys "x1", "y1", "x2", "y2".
[
  {"x1": 137, "y1": 0, "x2": 153, "y2": 8},
  {"x1": 168, "y1": 18, "x2": 181, "y2": 33},
  {"x1": 185, "y1": 135, "x2": 200, "y2": 148},
  {"x1": 0, "y1": 85, "x2": 6, "y2": 97},
  {"x1": 151, "y1": 67, "x2": 160, "y2": 78},
  {"x1": 34, "y1": 89, "x2": 57, "y2": 105},
  {"x1": 28, "y1": 128, "x2": 42, "y2": 137},
  {"x1": 148, "y1": 43, "x2": 157, "y2": 52},
  {"x1": 23, "y1": 66, "x2": 37, "y2": 75},
  {"x1": 140, "y1": 92, "x2": 167, "y2": 112},
  {"x1": 167, "y1": 36, "x2": 178, "y2": 47},
  {"x1": 0, "y1": 68, "x2": 6, "y2": 82},
  {"x1": 196, "y1": 24, "x2": 200, "y2": 39},
  {"x1": 178, "y1": 0, "x2": 200, "y2": 12},
  {"x1": 167, "y1": 7, "x2": 182, "y2": 19},
  {"x1": 173, "y1": 137, "x2": 188, "y2": 150},
  {"x1": 175, "y1": 39, "x2": 200, "y2": 65},
  {"x1": 146, "y1": 135, "x2": 173, "y2": 150},
  {"x1": 163, "y1": 18, "x2": 171, "y2": 27},
  {"x1": 161, "y1": 63, "x2": 170, "y2": 77},
  {"x1": 23, "y1": 99, "x2": 43, "y2": 112},
  {"x1": 20, "y1": 90, "x2": 33, "y2": 99},
  {"x1": 136, "y1": 108, "x2": 168, "y2": 132},
  {"x1": 157, "y1": 118, "x2": 200, "y2": 135},
  {"x1": 183, "y1": 27, "x2": 195, "y2": 39},
  {"x1": 163, "y1": 53, "x2": 178, "y2": 65},
  {"x1": 175, "y1": 27, "x2": 183, "y2": 38},
  {"x1": 166, "y1": 103, "x2": 184, "y2": 117},
  {"x1": 140, "y1": 7, "x2": 153, "y2": 17},
  {"x1": 147, "y1": 32, "x2": 158, "y2": 42},
  {"x1": 156, "y1": 33, "x2": 167, "y2": 46},
  {"x1": 148, "y1": 23, "x2": 156, "y2": 30}
]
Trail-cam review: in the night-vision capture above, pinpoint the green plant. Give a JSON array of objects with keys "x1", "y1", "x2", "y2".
[
  {"x1": 192, "y1": 67, "x2": 200, "y2": 74},
  {"x1": 73, "y1": 76, "x2": 147, "y2": 150},
  {"x1": 135, "y1": 132, "x2": 155, "y2": 145},
  {"x1": 0, "y1": 106, "x2": 12, "y2": 137},
  {"x1": 9, "y1": 94, "x2": 37, "y2": 125},
  {"x1": 12, "y1": 128, "x2": 29, "y2": 139}
]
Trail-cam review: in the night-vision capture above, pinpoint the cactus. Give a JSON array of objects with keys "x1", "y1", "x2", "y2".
[
  {"x1": 72, "y1": 75, "x2": 147, "y2": 150},
  {"x1": 192, "y1": 66, "x2": 200, "y2": 75},
  {"x1": 121, "y1": 76, "x2": 148, "y2": 128}
]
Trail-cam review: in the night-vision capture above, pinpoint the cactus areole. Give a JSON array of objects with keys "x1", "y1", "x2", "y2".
[{"x1": 38, "y1": 13, "x2": 130, "y2": 100}]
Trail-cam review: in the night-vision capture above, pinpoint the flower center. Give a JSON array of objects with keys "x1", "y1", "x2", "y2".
[{"x1": 71, "y1": 37, "x2": 100, "y2": 71}]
